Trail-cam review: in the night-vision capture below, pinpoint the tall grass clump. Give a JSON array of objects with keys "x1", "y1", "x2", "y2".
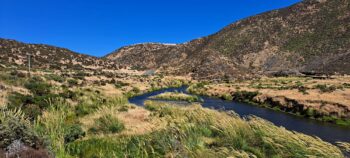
[
  {"x1": 88, "y1": 114, "x2": 125, "y2": 134},
  {"x1": 74, "y1": 88, "x2": 128, "y2": 116},
  {"x1": 34, "y1": 99, "x2": 77, "y2": 157}
]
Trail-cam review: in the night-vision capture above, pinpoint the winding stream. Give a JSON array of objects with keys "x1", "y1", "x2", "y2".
[{"x1": 129, "y1": 86, "x2": 350, "y2": 144}]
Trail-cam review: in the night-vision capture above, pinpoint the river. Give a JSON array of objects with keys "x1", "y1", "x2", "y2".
[{"x1": 129, "y1": 86, "x2": 350, "y2": 144}]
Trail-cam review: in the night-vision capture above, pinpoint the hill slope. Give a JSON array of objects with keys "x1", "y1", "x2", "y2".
[
  {"x1": 0, "y1": 38, "x2": 118, "y2": 70},
  {"x1": 106, "y1": 0, "x2": 350, "y2": 79}
]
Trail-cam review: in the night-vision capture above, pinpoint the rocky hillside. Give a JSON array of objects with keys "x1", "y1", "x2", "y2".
[
  {"x1": 106, "y1": 0, "x2": 350, "y2": 79},
  {"x1": 0, "y1": 38, "x2": 118, "y2": 70}
]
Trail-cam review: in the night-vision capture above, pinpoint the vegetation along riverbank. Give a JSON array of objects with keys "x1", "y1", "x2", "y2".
[{"x1": 187, "y1": 76, "x2": 350, "y2": 126}]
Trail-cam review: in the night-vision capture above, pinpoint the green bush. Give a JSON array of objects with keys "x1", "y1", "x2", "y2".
[
  {"x1": 45, "y1": 74, "x2": 65, "y2": 83},
  {"x1": 75, "y1": 103, "x2": 98, "y2": 117},
  {"x1": 7, "y1": 91, "x2": 60, "y2": 119},
  {"x1": 233, "y1": 91, "x2": 259, "y2": 102},
  {"x1": 67, "y1": 79, "x2": 79, "y2": 87},
  {"x1": 89, "y1": 114, "x2": 124, "y2": 134},
  {"x1": 7, "y1": 92, "x2": 33, "y2": 107},
  {"x1": 114, "y1": 81, "x2": 129, "y2": 88},
  {"x1": 0, "y1": 108, "x2": 40, "y2": 149},
  {"x1": 59, "y1": 89, "x2": 76, "y2": 99},
  {"x1": 22, "y1": 104, "x2": 42, "y2": 120},
  {"x1": 10, "y1": 70, "x2": 27, "y2": 78},
  {"x1": 297, "y1": 86, "x2": 309, "y2": 95},
  {"x1": 131, "y1": 87, "x2": 141, "y2": 93},
  {"x1": 73, "y1": 72, "x2": 86, "y2": 80},
  {"x1": 314, "y1": 84, "x2": 337, "y2": 93},
  {"x1": 64, "y1": 124, "x2": 85, "y2": 144},
  {"x1": 305, "y1": 108, "x2": 315, "y2": 118},
  {"x1": 114, "y1": 81, "x2": 129, "y2": 89},
  {"x1": 24, "y1": 80, "x2": 51, "y2": 96},
  {"x1": 221, "y1": 93, "x2": 233, "y2": 101},
  {"x1": 343, "y1": 83, "x2": 350, "y2": 88},
  {"x1": 32, "y1": 94, "x2": 60, "y2": 109}
]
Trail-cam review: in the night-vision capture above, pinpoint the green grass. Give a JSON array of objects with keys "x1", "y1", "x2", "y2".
[
  {"x1": 221, "y1": 93, "x2": 233, "y2": 101},
  {"x1": 45, "y1": 74, "x2": 65, "y2": 83},
  {"x1": 88, "y1": 114, "x2": 125, "y2": 134},
  {"x1": 34, "y1": 99, "x2": 75, "y2": 157},
  {"x1": 66, "y1": 101, "x2": 344, "y2": 158},
  {"x1": 1, "y1": 72, "x2": 347, "y2": 157}
]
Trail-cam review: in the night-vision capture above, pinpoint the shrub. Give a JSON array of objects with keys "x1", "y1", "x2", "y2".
[
  {"x1": 45, "y1": 74, "x2": 65, "y2": 83},
  {"x1": 75, "y1": 103, "x2": 98, "y2": 117},
  {"x1": 10, "y1": 70, "x2": 27, "y2": 78},
  {"x1": 89, "y1": 114, "x2": 125, "y2": 133},
  {"x1": 89, "y1": 114, "x2": 124, "y2": 134},
  {"x1": 343, "y1": 83, "x2": 350, "y2": 88},
  {"x1": 131, "y1": 87, "x2": 140, "y2": 93},
  {"x1": 22, "y1": 104, "x2": 42, "y2": 120},
  {"x1": 233, "y1": 91, "x2": 259, "y2": 102},
  {"x1": 7, "y1": 92, "x2": 33, "y2": 108},
  {"x1": 114, "y1": 81, "x2": 129, "y2": 89},
  {"x1": 305, "y1": 108, "x2": 315, "y2": 118},
  {"x1": 196, "y1": 82, "x2": 208, "y2": 89},
  {"x1": 314, "y1": 84, "x2": 337, "y2": 93},
  {"x1": 59, "y1": 89, "x2": 76, "y2": 100},
  {"x1": 0, "y1": 108, "x2": 40, "y2": 149},
  {"x1": 221, "y1": 93, "x2": 233, "y2": 101},
  {"x1": 7, "y1": 91, "x2": 61, "y2": 119},
  {"x1": 32, "y1": 94, "x2": 60, "y2": 109},
  {"x1": 67, "y1": 79, "x2": 78, "y2": 87},
  {"x1": 64, "y1": 124, "x2": 85, "y2": 144},
  {"x1": 24, "y1": 80, "x2": 51, "y2": 96},
  {"x1": 297, "y1": 86, "x2": 309, "y2": 95}
]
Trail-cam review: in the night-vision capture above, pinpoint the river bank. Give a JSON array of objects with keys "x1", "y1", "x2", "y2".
[{"x1": 187, "y1": 76, "x2": 350, "y2": 126}]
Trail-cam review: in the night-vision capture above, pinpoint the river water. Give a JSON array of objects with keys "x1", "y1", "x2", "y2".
[{"x1": 129, "y1": 86, "x2": 350, "y2": 144}]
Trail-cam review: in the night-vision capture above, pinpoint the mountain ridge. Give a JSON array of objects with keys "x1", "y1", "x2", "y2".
[
  {"x1": 1, "y1": 0, "x2": 349, "y2": 79},
  {"x1": 0, "y1": 38, "x2": 119, "y2": 70},
  {"x1": 106, "y1": 0, "x2": 350, "y2": 79}
]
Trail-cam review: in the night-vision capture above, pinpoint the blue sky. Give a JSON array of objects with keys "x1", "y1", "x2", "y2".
[{"x1": 0, "y1": 0, "x2": 300, "y2": 57}]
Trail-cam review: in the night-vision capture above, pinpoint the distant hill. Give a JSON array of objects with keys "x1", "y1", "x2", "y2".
[
  {"x1": 1, "y1": 0, "x2": 349, "y2": 79},
  {"x1": 0, "y1": 38, "x2": 118, "y2": 70},
  {"x1": 106, "y1": 0, "x2": 350, "y2": 79}
]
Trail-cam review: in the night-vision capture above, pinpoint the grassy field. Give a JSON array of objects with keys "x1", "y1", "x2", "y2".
[
  {"x1": 0, "y1": 69, "x2": 349, "y2": 157},
  {"x1": 187, "y1": 76, "x2": 350, "y2": 126},
  {"x1": 43, "y1": 100, "x2": 346, "y2": 157}
]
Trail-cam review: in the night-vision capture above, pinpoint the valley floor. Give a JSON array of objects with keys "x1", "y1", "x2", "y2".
[{"x1": 0, "y1": 67, "x2": 349, "y2": 157}]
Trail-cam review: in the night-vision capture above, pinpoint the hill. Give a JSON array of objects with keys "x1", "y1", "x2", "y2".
[
  {"x1": 106, "y1": 0, "x2": 350, "y2": 79},
  {"x1": 0, "y1": 38, "x2": 118, "y2": 70}
]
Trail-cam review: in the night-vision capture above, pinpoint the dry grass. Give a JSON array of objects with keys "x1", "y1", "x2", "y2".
[
  {"x1": 248, "y1": 117, "x2": 343, "y2": 157},
  {"x1": 80, "y1": 105, "x2": 165, "y2": 137},
  {"x1": 151, "y1": 92, "x2": 201, "y2": 102},
  {"x1": 336, "y1": 142, "x2": 350, "y2": 153},
  {"x1": 140, "y1": 101, "x2": 344, "y2": 157},
  {"x1": 195, "y1": 76, "x2": 350, "y2": 119}
]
